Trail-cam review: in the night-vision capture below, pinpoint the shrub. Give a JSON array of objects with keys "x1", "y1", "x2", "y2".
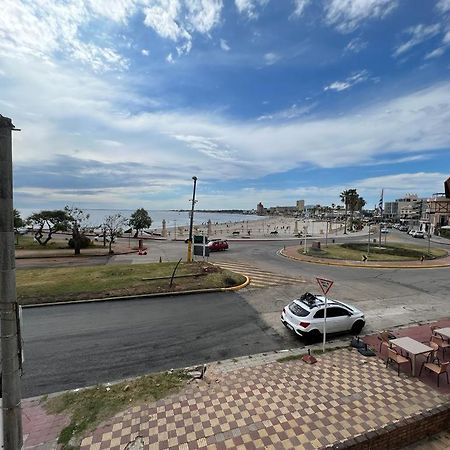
[{"x1": 68, "y1": 235, "x2": 91, "y2": 249}]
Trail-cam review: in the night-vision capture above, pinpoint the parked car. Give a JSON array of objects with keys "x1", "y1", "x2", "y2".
[
  {"x1": 412, "y1": 230, "x2": 425, "y2": 239},
  {"x1": 380, "y1": 228, "x2": 389, "y2": 234},
  {"x1": 398, "y1": 225, "x2": 408, "y2": 232},
  {"x1": 207, "y1": 240, "x2": 229, "y2": 251},
  {"x1": 280, "y1": 292, "x2": 365, "y2": 340}
]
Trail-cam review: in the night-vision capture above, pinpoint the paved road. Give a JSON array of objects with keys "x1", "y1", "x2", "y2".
[{"x1": 22, "y1": 292, "x2": 288, "y2": 398}]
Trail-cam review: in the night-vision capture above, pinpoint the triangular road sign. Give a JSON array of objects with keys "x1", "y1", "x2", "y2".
[{"x1": 316, "y1": 277, "x2": 333, "y2": 295}]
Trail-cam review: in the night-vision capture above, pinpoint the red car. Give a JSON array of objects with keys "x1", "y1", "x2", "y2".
[{"x1": 207, "y1": 240, "x2": 229, "y2": 251}]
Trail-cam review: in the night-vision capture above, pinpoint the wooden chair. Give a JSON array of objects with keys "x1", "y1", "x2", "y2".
[
  {"x1": 386, "y1": 348, "x2": 411, "y2": 376},
  {"x1": 419, "y1": 360, "x2": 449, "y2": 387},
  {"x1": 431, "y1": 335, "x2": 450, "y2": 358},
  {"x1": 377, "y1": 331, "x2": 392, "y2": 354}
]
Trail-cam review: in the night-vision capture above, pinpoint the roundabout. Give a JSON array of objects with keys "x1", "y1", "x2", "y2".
[{"x1": 280, "y1": 241, "x2": 450, "y2": 269}]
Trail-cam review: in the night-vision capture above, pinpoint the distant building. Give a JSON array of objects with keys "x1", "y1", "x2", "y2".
[
  {"x1": 256, "y1": 202, "x2": 266, "y2": 215},
  {"x1": 267, "y1": 206, "x2": 298, "y2": 215},
  {"x1": 296, "y1": 200, "x2": 305, "y2": 211},
  {"x1": 425, "y1": 177, "x2": 450, "y2": 234},
  {"x1": 383, "y1": 193, "x2": 426, "y2": 223}
]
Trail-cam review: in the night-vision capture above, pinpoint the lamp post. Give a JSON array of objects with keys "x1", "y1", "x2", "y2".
[{"x1": 187, "y1": 176, "x2": 198, "y2": 262}]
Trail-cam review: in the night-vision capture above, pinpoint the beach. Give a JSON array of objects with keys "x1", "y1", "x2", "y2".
[{"x1": 156, "y1": 216, "x2": 344, "y2": 240}]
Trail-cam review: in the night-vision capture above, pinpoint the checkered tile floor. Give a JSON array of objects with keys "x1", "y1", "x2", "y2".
[{"x1": 80, "y1": 348, "x2": 447, "y2": 449}]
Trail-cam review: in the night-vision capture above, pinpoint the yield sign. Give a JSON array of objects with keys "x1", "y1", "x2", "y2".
[{"x1": 316, "y1": 277, "x2": 333, "y2": 296}]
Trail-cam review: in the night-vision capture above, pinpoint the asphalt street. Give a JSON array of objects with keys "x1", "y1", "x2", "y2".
[{"x1": 22, "y1": 292, "x2": 286, "y2": 397}]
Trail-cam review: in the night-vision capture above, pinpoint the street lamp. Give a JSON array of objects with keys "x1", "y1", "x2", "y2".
[{"x1": 187, "y1": 176, "x2": 198, "y2": 262}]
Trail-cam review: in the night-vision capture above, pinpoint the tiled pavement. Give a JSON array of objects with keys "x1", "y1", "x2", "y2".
[
  {"x1": 79, "y1": 347, "x2": 448, "y2": 450},
  {"x1": 23, "y1": 398, "x2": 69, "y2": 449},
  {"x1": 212, "y1": 260, "x2": 306, "y2": 289}
]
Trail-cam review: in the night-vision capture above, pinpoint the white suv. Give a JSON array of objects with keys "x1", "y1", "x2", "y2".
[{"x1": 280, "y1": 292, "x2": 365, "y2": 340}]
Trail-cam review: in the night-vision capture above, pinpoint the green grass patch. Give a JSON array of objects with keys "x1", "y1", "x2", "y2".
[
  {"x1": 301, "y1": 242, "x2": 447, "y2": 261},
  {"x1": 277, "y1": 353, "x2": 305, "y2": 362},
  {"x1": 16, "y1": 261, "x2": 246, "y2": 305},
  {"x1": 45, "y1": 370, "x2": 190, "y2": 449},
  {"x1": 15, "y1": 235, "x2": 101, "y2": 250}
]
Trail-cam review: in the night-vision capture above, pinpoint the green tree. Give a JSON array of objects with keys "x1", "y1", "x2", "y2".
[
  {"x1": 14, "y1": 209, "x2": 25, "y2": 244},
  {"x1": 103, "y1": 213, "x2": 127, "y2": 254},
  {"x1": 129, "y1": 208, "x2": 152, "y2": 238},
  {"x1": 14, "y1": 209, "x2": 24, "y2": 230},
  {"x1": 28, "y1": 210, "x2": 71, "y2": 245},
  {"x1": 64, "y1": 206, "x2": 90, "y2": 255}
]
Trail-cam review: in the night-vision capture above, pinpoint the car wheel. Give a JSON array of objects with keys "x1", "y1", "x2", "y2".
[
  {"x1": 351, "y1": 321, "x2": 365, "y2": 335},
  {"x1": 304, "y1": 329, "x2": 321, "y2": 343}
]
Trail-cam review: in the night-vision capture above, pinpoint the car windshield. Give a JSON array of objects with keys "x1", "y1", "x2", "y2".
[{"x1": 288, "y1": 302, "x2": 309, "y2": 317}]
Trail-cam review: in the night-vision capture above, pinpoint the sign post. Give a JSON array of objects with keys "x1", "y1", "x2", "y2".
[{"x1": 316, "y1": 277, "x2": 334, "y2": 353}]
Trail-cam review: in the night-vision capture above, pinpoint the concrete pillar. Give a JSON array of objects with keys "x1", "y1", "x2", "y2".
[{"x1": 0, "y1": 115, "x2": 23, "y2": 449}]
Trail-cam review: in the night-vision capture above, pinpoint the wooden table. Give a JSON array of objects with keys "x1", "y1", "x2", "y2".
[
  {"x1": 390, "y1": 337, "x2": 433, "y2": 376},
  {"x1": 435, "y1": 327, "x2": 450, "y2": 339}
]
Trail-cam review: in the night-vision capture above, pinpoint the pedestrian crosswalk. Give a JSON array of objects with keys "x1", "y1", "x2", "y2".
[{"x1": 213, "y1": 260, "x2": 306, "y2": 289}]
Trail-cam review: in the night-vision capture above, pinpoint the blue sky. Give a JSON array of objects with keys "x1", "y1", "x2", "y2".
[{"x1": 1, "y1": 0, "x2": 450, "y2": 212}]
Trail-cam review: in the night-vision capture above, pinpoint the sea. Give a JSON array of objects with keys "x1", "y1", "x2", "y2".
[{"x1": 18, "y1": 208, "x2": 261, "y2": 230}]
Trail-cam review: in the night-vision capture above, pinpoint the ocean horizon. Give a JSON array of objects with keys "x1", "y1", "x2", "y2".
[{"x1": 18, "y1": 208, "x2": 261, "y2": 229}]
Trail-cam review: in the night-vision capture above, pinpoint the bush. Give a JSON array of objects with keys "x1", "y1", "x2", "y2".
[
  {"x1": 68, "y1": 235, "x2": 91, "y2": 249},
  {"x1": 441, "y1": 229, "x2": 450, "y2": 239}
]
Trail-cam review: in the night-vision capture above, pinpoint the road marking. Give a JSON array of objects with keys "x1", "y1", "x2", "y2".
[{"x1": 212, "y1": 261, "x2": 306, "y2": 289}]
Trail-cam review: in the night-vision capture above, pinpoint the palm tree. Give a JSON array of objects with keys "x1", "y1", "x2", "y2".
[{"x1": 340, "y1": 190, "x2": 351, "y2": 234}]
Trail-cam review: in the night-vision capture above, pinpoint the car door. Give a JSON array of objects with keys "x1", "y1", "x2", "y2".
[{"x1": 326, "y1": 307, "x2": 352, "y2": 333}]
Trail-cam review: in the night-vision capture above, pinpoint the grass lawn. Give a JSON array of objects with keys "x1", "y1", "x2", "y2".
[
  {"x1": 45, "y1": 370, "x2": 190, "y2": 449},
  {"x1": 16, "y1": 261, "x2": 246, "y2": 305},
  {"x1": 301, "y1": 242, "x2": 447, "y2": 261},
  {"x1": 15, "y1": 235, "x2": 102, "y2": 251}
]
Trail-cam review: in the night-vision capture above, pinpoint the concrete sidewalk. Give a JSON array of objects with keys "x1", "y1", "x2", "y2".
[{"x1": 23, "y1": 343, "x2": 450, "y2": 450}]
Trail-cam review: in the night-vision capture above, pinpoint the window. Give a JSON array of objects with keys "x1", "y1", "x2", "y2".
[
  {"x1": 314, "y1": 309, "x2": 324, "y2": 319},
  {"x1": 327, "y1": 307, "x2": 350, "y2": 318},
  {"x1": 288, "y1": 302, "x2": 309, "y2": 317}
]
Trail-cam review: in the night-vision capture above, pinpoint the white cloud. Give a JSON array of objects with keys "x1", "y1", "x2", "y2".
[
  {"x1": 143, "y1": 0, "x2": 223, "y2": 58},
  {"x1": 0, "y1": 0, "x2": 129, "y2": 72},
  {"x1": 324, "y1": 70, "x2": 369, "y2": 92},
  {"x1": 166, "y1": 53, "x2": 175, "y2": 63},
  {"x1": 325, "y1": 0, "x2": 399, "y2": 33},
  {"x1": 186, "y1": 0, "x2": 223, "y2": 34},
  {"x1": 291, "y1": 0, "x2": 311, "y2": 17},
  {"x1": 436, "y1": 0, "x2": 450, "y2": 14},
  {"x1": 257, "y1": 103, "x2": 316, "y2": 121},
  {"x1": 425, "y1": 46, "x2": 446, "y2": 59},
  {"x1": 87, "y1": 0, "x2": 138, "y2": 22},
  {"x1": 235, "y1": 0, "x2": 269, "y2": 19},
  {"x1": 344, "y1": 37, "x2": 367, "y2": 53},
  {"x1": 141, "y1": 49, "x2": 150, "y2": 56},
  {"x1": 264, "y1": 52, "x2": 280, "y2": 65},
  {"x1": 393, "y1": 24, "x2": 441, "y2": 57},
  {"x1": 220, "y1": 39, "x2": 230, "y2": 51},
  {"x1": 356, "y1": 172, "x2": 447, "y2": 193}
]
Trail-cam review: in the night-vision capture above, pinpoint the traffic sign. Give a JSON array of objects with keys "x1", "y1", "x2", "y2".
[{"x1": 316, "y1": 277, "x2": 333, "y2": 296}]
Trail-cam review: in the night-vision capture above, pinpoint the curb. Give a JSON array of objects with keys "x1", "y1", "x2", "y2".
[
  {"x1": 21, "y1": 276, "x2": 250, "y2": 308},
  {"x1": 279, "y1": 248, "x2": 450, "y2": 269}
]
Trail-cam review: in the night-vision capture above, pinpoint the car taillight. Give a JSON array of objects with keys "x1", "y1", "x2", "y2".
[{"x1": 299, "y1": 322, "x2": 310, "y2": 328}]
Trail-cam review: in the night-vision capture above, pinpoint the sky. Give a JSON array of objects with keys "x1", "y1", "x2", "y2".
[{"x1": 1, "y1": 0, "x2": 450, "y2": 213}]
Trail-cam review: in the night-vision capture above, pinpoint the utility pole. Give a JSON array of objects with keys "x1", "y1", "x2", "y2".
[
  {"x1": 0, "y1": 115, "x2": 23, "y2": 450},
  {"x1": 187, "y1": 176, "x2": 197, "y2": 262}
]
